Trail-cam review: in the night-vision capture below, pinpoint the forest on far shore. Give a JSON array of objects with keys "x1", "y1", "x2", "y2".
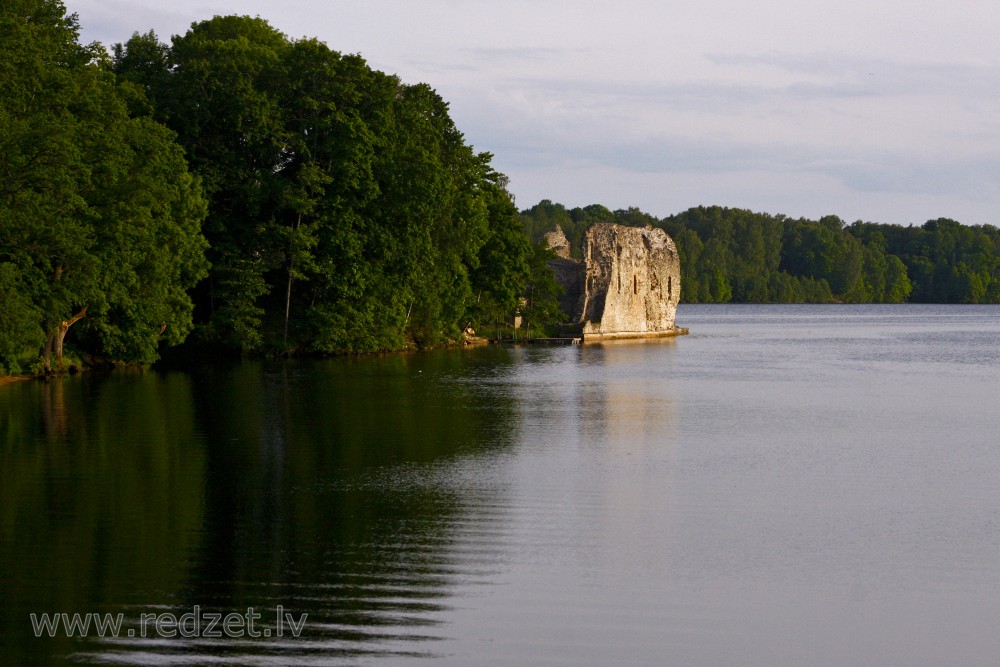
[
  {"x1": 3, "y1": 1, "x2": 1000, "y2": 378},
  {"x1": 522, "y1": 200, "x2": 1000, "y2": 305}
]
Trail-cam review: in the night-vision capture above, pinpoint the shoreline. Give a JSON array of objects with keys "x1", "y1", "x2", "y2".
[{"x1": 581, "y1": 326, "x2": 689, "y2": 342}]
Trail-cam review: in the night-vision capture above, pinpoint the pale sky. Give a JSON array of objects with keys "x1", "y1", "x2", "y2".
[{"x1": 67, "y1": 0, "x2": 1000, "y2": 226}]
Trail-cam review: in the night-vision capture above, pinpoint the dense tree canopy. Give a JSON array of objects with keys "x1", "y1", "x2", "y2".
[
  {"x1": 113, "y1": 16, "x2": 532, "y2": 354},
  {"x1": 0, "y1": 0, "x2": 208, "y2": 375},
  {"x1": 2, "y1": 7, "x2": 534, "y2": 374}
]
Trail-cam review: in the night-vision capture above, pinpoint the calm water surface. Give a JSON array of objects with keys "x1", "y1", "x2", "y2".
[{"x1": 2, "y1": 304, "x2": 1000, "y2": 665}]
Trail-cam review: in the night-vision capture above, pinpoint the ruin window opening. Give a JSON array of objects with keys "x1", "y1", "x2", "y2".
[{"x1": 633, "y1": 274, "x2": 638, "y2": 295}]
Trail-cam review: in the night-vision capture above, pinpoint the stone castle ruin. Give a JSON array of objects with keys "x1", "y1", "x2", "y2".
[{"x1": 545, "y1": 223, "x2": 686, "y2": 341}]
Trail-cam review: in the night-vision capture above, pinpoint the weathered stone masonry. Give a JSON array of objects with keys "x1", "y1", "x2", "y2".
[{"x1": 546, "y1": 223, "x2": 685, "y2": 341}]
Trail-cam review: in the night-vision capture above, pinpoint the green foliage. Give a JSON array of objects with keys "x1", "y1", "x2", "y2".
[
  {"x1": 108, "y1": 16, "x2": 533, "y2": 355},
  {"x1": 0, "y1": 0, "x2": 209, "y2": 373},
  {"x1": 519, "y1": 242, "x2": 566, "y2": 337},
  {"x1": 0, "y1": 265, "x2": 44, "y2": 374},
  {"x1": 367, "y1": 82, "x2": 491, "y2": 346},
  {"x1": 660, "y1": 205, "x2": 995, "y2": 303},
  {"x1": 520, "y1": 200, "x2": 595, "y2": 260},
  {"x1": 526, "y1": 202, "x2": 998, "y2": 305},
  {"x1": 469, "y1": 169, "x2": 532, "y2": 332}
]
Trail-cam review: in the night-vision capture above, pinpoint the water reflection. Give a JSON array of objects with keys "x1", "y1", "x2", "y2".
[
  {"x1": 1, "y1": 349, "x2": 523, "y2": 665},
  {"x1": 0, "y1": 372, "x2": 206, "y2": 665}
]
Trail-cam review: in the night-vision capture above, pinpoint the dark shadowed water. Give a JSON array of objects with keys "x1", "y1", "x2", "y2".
[{"x1": 3, "y1": 304, "x2": 1000, "y2": 665}]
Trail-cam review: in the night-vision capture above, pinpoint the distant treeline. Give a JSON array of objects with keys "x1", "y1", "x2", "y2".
[
  {"x1": 1, "y1": 2, "x2": 543, "y2": 375},
  {"x1": 521, "y1": 200, "x2": 1000, "y2": 304}
]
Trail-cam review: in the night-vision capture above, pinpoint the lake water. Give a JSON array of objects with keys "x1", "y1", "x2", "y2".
[{"x1": 3, "y1": 304, "x2": 1000, "y2": 666}]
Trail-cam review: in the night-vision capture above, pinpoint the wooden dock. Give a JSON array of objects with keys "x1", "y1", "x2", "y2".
[{"x1": 492, "y1": 337, "x2": 582, "y2": 346}]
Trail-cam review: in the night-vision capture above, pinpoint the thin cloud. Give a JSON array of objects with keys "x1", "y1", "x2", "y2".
[{"x1": 466, "y1": 46, "x2": 593, "y2": 63}]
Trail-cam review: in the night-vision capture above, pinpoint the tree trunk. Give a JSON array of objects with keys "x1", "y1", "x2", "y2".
[
  {"x1": 284, "y1": 213, "x2": 301, "y2": 347},
  {"x1": 54, "y1": 306, "x2": 88, "y2": 371},
  {"x1": 283, "y1": 271, "x2": 293, "y2": 347},
  {"x1": 402, "y1": 301, "x2": 413, "y2": 335},
  {"x1": 43, "y1": 334, "x2": 54, "y2": 373}
]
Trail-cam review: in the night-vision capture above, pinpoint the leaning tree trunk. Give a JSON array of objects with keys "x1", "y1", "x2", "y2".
[{"x1": 52, "y1": 306, "x2": 88, "y2": 371}]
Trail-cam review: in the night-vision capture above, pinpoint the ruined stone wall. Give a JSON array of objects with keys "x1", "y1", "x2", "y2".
[
  {"x1": 577, "y1": 223, "x2": 682, "y2": 339},
  {"x1": 550, "y1": 257, "x2": 584, "y2": 322},
  {"x1": 543, "y1": 225, "x2": 585, "y2": 325},
  {"x1": 543, "y1": 225, "x2": 572, "y2": 260}
]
